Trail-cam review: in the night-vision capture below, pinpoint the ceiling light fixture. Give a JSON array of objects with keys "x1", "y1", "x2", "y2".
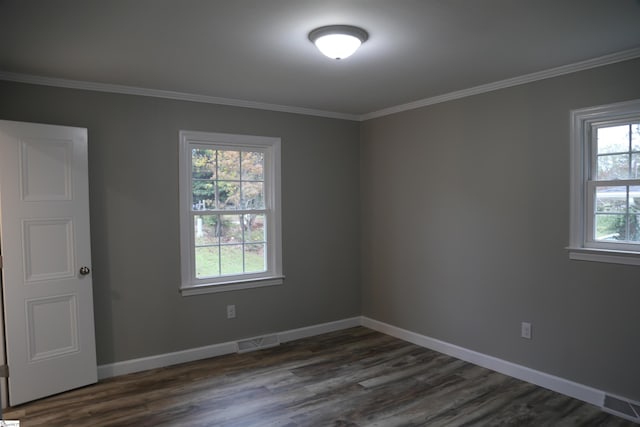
[{"x1": 308, "y1": 25, "x2": 369, "y2": 60}]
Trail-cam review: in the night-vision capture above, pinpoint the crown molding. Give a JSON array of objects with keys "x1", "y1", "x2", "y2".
[
  {"x1": 360, "y1": 47, "x2": 640, "y2": 121},
  {"x1": 0, "y1": 70, "x2": 360, "y2": 122},
  {"x1": 1, "y1": 47, "x2": 639, "y2": 122}
]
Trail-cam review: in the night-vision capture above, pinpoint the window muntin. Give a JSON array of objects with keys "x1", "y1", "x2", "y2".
[{"x1": 179, "y1": 131, "x2": 282, "y2": 294}]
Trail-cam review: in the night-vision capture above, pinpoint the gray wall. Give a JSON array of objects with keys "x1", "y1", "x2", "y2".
[
  {"x1": 360, "y1": 58, "x2": 640, "y2": 401},
  {"x1": 0, "y1": 81, "x2": 362, "y2": 365},
  {"x1": 1, "y1": 57, "x2": 639, "y2": 403}
]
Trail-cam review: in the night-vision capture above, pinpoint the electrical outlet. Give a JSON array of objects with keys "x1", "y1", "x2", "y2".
[
  {"x1": 521, "y1": 322, "x2": 532, "y2": 339},
  {"x1": 227, "y1": 304, "x2": 236, "y2": 319}
]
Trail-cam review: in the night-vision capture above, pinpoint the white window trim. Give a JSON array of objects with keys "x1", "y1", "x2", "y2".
[
  {"x1": 179, "y1": 130, "x2": 284, "y2": 295},
  {"x1": 568, "y1": 99, "x2": 640, "y2": 265}
]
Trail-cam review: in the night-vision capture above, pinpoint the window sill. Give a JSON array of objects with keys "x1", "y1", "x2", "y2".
[
  {"x1": 180, "y1": 276, "x2": 285, "y2": 296},
  {"x1": 567, "y1": 247, "x2": 640, "y2": 266}
]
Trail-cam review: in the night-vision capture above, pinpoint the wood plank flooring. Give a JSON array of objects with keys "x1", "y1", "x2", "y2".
[{"x1": 4, "y1": 327, "x2": 635, "y2": 426}]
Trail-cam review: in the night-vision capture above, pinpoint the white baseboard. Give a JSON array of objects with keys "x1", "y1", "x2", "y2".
[
  {"x1": 360, "y1": 316, "x2": 604, "y2": 407},
  {"x1": 97, "y1": 316, "x2": 361, "y2": 380},
  {"x1": 97, "y1": 315, "x2": 628, "y2": 420},
  {"x1": 279, "y1": 317, "x2": 361, "y2": 343},
  {"x1": 97, "y1": 341, "x2": 237, "y2": 379}
]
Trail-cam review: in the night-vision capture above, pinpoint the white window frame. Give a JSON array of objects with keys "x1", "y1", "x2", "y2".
[
  {"x1": 179, "y1": 130, "x2": 283, "y2": 295},
  {"x1": 569, "y1": 99, "x2": 640, "y2": 266}
]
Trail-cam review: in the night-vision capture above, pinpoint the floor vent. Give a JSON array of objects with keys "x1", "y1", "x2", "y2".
[
  {"x1": 236, "y1": 334, "x2": 280, "y2": 353},
  {"x1": 603, "y1": 394, "x2": 640, "y2": 424}
]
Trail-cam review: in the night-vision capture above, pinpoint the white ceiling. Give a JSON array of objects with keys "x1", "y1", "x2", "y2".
[{"x1": 1, "y1": 0, "x2": 639, "y2": 118}]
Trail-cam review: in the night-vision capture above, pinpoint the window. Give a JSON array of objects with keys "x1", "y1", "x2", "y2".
[
  {"x1": 179, "y1": 131, "x2": 283, "y2": 295},
  {"x1": 569, "y1": 99, "x2": 640, "y2": 265}
]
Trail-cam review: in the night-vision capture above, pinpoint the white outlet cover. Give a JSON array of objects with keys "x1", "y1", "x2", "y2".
[
  {"x1": 521, "y1": 322, "x2": 532, "y2": 339},
  {"x1": 227, "y1": 305, "x2": 236, "y2": 319}
]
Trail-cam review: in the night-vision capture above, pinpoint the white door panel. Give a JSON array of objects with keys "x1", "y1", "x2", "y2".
[
  {"x1": 0, "y1": 120, "x2": 97, "y2": 406},
  {"x1": 20, "y1": 138, "x2": 73, "y2": 201}
]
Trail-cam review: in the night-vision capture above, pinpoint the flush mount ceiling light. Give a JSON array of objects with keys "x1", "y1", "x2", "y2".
[{"x1": 308, "y1": 25, "x2": 369, "y2": 60}]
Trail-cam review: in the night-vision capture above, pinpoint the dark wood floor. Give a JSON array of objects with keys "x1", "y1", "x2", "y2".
[{"x1": 4, "y1": 327, "x2": 634, "y2": 426}]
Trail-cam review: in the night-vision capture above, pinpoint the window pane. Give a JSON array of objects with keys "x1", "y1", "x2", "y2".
[
  {"x1": 632, "y1": 124, "x2": 640, "y2": 152},
  {"x1": 244, "y1": 244, "x2": 266, "y2": 273},
  {"x1": 597, "y1": 125, "x2": 629, "y2": 154},
  {"x1": 220, "y1": 245, "x2": 243, "y2": 275},
  {"x1": 218, "y1": 150, "x2": 240, "y2": 180},
  {"x1": 630, "y1": 215, "x2": 640, "y2": 242},
  {"x1": 596, "y1": 186, "x2": 627, "y2": 213},
  {"x1": 632, "y1": 153, "x2": 640, "y2": 179},
  {"x1": 195, "y1": 246, "x2": 219, "y2": 278},
  {"x1": 194, "y1": 215, "x2": 219, "y2": 246},
  {"x1": 220, "y1": 215, "x2": 243, "y2": 244},
  {"x1": 631, "y1": 186, "x2": 640, "y2": 213},
  {"x1": 218, "y1": 181, "x2": 240, "y2": 210},
  {"x1": 597, "y1": 154, "x2": 629, "y2": 180},
  {"x1": 595, "y1": 214, "x2": 627, "y2": 241},
  {"x1": 192, "y1": 180, "x2": 216, "y2": 210},
  {"x1": 244, "y1": 214, "x2": 265, "y2": 242},
  {"x1": 241, "y1": 151, "x2": 264, "y2": 180},
  {"x1": 192, "y1": 148, "x2": 216, "y2": 180},
  {"x1": 242, "y1": 182, "x2": 264, "y2": 209}
]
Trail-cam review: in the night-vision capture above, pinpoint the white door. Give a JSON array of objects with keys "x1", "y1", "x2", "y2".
[{"x1": 0, "y1": 120, "x2": 97, "y2": 406}]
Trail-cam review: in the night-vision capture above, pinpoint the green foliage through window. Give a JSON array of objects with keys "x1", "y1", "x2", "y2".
[{"x1": 191, "y1": 148, "x2": 267, "y2": 277}]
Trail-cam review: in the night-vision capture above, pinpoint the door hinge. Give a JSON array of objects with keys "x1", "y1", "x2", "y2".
[{"x1": 0, "y1": 365, "x2": 8, "y2": 378}]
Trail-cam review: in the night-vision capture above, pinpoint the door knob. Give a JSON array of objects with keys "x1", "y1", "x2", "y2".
[{"x1": 79, "y1": 266, "x2": 91, "y2": 275}]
